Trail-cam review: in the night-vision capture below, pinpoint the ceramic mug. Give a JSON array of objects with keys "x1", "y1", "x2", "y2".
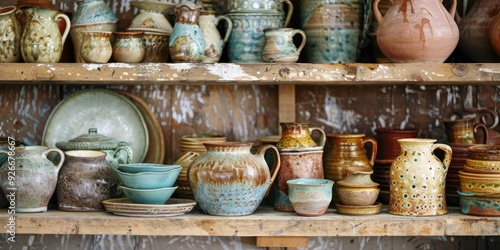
[{"x1": 262, "y1": 28, "x2": 306, "y2": 63}]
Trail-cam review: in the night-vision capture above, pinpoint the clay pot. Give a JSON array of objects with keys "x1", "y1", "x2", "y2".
[
  {"x1": 79, "y1": 31, "x2": 112, "y2": 63},
  {"x1": 287, "y1": 178, "x2": 333, "y2": 217},
  {"x1": 336, "y1": 166, "x2": 380, "y2": 206},
  {"x1": 374, "y1": 0, "x2": 459, "y2": 62},
  {"x1": 57, "y1": 150, "x2": 117, "y2": 211},
  {"x1": 188, "y1": 142, "x2": 280, "y2": 216},
  {"x1": 375, "y1": 128, "x2": 418, "y2": 160},
  {"x1": 112, "y1": 31, "x2": 145, "y2": 63}
]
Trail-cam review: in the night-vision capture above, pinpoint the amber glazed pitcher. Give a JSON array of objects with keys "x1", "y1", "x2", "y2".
[
  {"x1": 389, "y1": 139, "x2": 451, "y2": 216},
  {"x1": 374, "y1": 0, "x2": 459, "y2": 62}
]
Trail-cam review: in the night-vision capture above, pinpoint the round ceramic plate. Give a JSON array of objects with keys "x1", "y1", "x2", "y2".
[
  {"x1": 117, "y1": 91, "x2": 165, "y2": 164},
  {"x1": 102, "y1": 198, "x2": 197, "y2": 217},
  {"x1": 43, "y1": 89, "x2": 148, "y2": 163}
]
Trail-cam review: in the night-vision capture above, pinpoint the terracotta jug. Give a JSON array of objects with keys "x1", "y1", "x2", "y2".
[
  {"x1": 323, "y1": 133, "x2": 377, "y2": 182},
  {"x1": 169, "y1": 3, "x2": 205, "y2": 63},
  {"x1": 443, "y1": 117, "x2": 489, "y2": 144},
  {"x1": 199, "y1": 10, "x2": 232, "y2": 63},
  {"x1": 20, "y1": 7, "x2": 70, "y2": 63},
  {"x1": 374, "y1": 0, "x2": 459, "y2": 62},
  {"x1": 187, "y1": 142, "x2": 280, "y2": 216},
  {"x1": 276, "y1": 122, "x2": 326, "y2": 149},
  {"x1": 0, "y1": 6, "x2": 22, "y2": 63},
  {"x1": 389, "y1": 139, "x2": 451, "y2": 216},
  {"x1": 0, "y1": 146, "x2": 64, "y2": 212},
  {"x1": 57, "y1": 150, "x2": 117, "y2": 211},
  {"x1": 458, "y1": 0, "x2": 500, "y2": 62}
]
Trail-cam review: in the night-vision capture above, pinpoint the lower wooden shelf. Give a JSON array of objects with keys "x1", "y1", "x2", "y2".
[{"x1": 1, "y1": 206, "x2": 499, "y2": 236}]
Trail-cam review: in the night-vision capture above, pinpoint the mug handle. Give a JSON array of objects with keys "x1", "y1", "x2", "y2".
[
  {"x1": 113, "y1": 145, "x2": 133, "y2": 164},
  {"x1": 292, "y1": 29, "x2": 307, "y2": 54},
  {"x1": 280, "y1": 0, "x2": 293, "y2": 28},
  {"x1": 56, "y1": 13, "x2": 71, "y2": 45},
  {"x1": 310, "y1": 127, "x2": 326, "y2": 147},
  {"x1": 42, "y1": 148, "x2": 65, "y2": 174},
  {"x1": 255, "y1": 144, "x2": 281, "y2": 198},
  {"x1": 431, "y1": 143, "x2": 452, "y2": 174},
  {"x1": 215, "y1": 15, "x2": 233, "y2": 47},
  {"x1": 474, "y1": 123, "x2": 489, "y2": 144},
  {"x1": 361, "y1": 136, "x2": 378, "y2": 166}
]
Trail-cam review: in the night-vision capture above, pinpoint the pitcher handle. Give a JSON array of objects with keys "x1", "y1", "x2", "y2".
[
  {"x1": 310, "y1": 127, "x2": 326, "y2": 147},
  {"x1": 373, "y1": 0, "x2": 384, "y2": 26},
  {"x1": 255, "y1": 144, "x2": 281, "y2": 198},
  {"x1": 430, "y1": 143, "x2": 452, "y2": 174},
  {"x1": 42, "y1": 148, "x2": 65, "y2": 174},
  {"x1": 474, "y1": 123, "x2": 489, "y2": 144},
  {"x1": 361, "y1": 136, "x2": 378, "y2": 166},
  {"x1": 215, "y1": 14, "x2": 233, "y2": 46},
  {"x1": 280, "y1": 0, "x2": 293, "y2": 28},
  {"x1": 292, "y1": 29, "x2": 307, "y2": 54},
  {"x1": 56, "y1": 13, "x2": 71, "y2": 45},
  {"x1": 113, "y1": 145, "x2": 133, "y2": 164},
  {"x1": 448, "y1": 0, "x2": 457, "y2": 20}
]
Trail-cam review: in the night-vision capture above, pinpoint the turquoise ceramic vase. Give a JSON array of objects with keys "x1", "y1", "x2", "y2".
[{"x1": 169, "y1": 3, "x2": 205, "y2": 63}]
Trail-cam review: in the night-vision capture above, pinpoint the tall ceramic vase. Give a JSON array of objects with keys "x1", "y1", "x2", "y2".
[
  {"x1": 458, "y1": 0, "x2": 500, "y2": 62},
  {"x1": 389, "y1": 139, "x2": 451, "y2": 216},
  {"x1": 169, "y1": 3, "x2": 205, "y2": 63},
  {"x1": 0, "y1": 146, "x2": 64, "y2": 212},
  {"x1": 374, "y1": 0, "x2": 459, "y2": 62},
  {"x1": 0, "y1": 6, "x2": 22, "y2": 63},
  {"x1": 20, "y1": 7, "x2": 70, "y2": 63}
]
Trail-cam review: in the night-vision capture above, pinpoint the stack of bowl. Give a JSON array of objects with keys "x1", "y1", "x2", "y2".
[
  {"x1": 446, "y1": 143, "x2": 476, "y2": 205},
  {"x1": 114, "y1": 163, "x2": 181, "y2": 204},
  {"x1": 457, "y1": 145, "x2": 500, "y2": 216},
  {"x1": 174, "y1": 134, "x2": 226, "y2": 198}
]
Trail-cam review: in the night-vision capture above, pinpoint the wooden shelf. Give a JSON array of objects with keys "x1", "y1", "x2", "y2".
[
  {"x1": 2, "y1": 206, "x2": 499, "y2": 237},
  {"x1": 1, "y1": 63, "x2": 500, "y2": 85}
]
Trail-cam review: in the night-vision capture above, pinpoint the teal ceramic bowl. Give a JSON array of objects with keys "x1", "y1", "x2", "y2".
[
  {"x1": 120, "y1": 185, "x2": 177, "y2": 204},
  {"x1": 114, "y1": 167, "x2": 181, "y2": 189},
  {"x1": 287, "y1": 178, "x2": 334, "y2": 216},
  {"x1": 118, "y1": 163, "x2": 181, "y2": 173},
  {"x1": 457, "y1": 190, "x2": 500, "y2": 216}
]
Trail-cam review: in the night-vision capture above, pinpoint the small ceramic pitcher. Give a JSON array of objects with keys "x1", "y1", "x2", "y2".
[
  {"x1": 20, "y1": 7, "x2": 70, "y2": 63},
  {"x1": 169, "y1": 3, "x2": 205, "y2": 63},
  {"x1": 0, "y1": 146, "x2": 64, "y2": 212},
  {"x1": 276, "y1": 122, "x2": 326, "y2": 149},
  {"x1": 389, "y1": 138, "x2": 451, "y2": 216},
  {"x1": 443, "y1": 118, "x2": 489, "y2": 144},
  {"x1": 199, "y1": 10, "x2": 232, "y2": 63},
  {"x1": 79, "y1": 31, "x2": 112, "y2": 63},
  {"x1": 262, "y1": 28, "x2": 306, "y2": 63},
  {"x1": 0, "y1": 6, "x2": 22, "y2": 63}
]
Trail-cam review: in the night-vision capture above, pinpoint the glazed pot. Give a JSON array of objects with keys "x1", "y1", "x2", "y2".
[
  {"x1": 141, "y1": 31, "x2": 170, "y2": 63},
  {"x1": 374, "y1": 0, "x2": 459, "y2": 62},
  {"x1": 0, "y1": 6, "x2": 22, "y2": 63},
  {"x1": 443, "y1": 118, "x2": 489, "y2": 144},
  {"x1": 187, "y1": 142, "x2": 280, "y2": 216},
  {"x1": 79, "y1": 31, "x2": 112, "y2": 63},
  {"x1": 389, "y1": 138, "x2": 451, "y2": 216},
  {"x1": 57, "y1": 150, "x2": 117, "y2": 211},
  {"x1": 169, "y1": 3, "x2": 204, "y2": 63},
  {"x1": 287, "y1": 178, "x2": 333, "y2": 217},
  {"x1": 276, "y1": 122, "x2": 326, "y2": 149},
  {"x1": 262, "y1": 27, "x2": 306, "y2": 63},
  {"x1": 0, "y1": 146, "x2": 64, "y2": 212},
  {"x1": 336, "y1": 166, "x2": 380, "y2": 206},
  {"x1": 199, "y1": 10, "x2": 232, "y2": 63},
  {"x1": 112, "y1": 31, "x2": 145, "y2": 63}
]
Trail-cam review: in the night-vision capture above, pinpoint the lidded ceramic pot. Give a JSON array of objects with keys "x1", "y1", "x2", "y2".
[{"x1": 55, "y1": 128, "x2": 132, "y2": 168}]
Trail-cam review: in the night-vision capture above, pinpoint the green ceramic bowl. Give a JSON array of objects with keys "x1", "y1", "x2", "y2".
[
  {"x1": 118, "y1": 163, "x2": 181, "y2": 173},
  {"x1": 114, "y1": 167, "x2": 181, "y2": 189},
  {"x1": 120, "y1": 185, "x2": 177, "y2": 204}
]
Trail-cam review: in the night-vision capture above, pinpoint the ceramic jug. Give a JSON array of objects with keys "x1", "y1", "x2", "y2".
[
  {"x1": 262, "y1": 27, "x2": 306, "y2": 63},
  {"x1": 199, "y1": 10, "x2": 232, "y2": 63},
  {"x1": 389, "y1": 138, "x2": 451, "y2": 216},
  {"x1": 374, "y1": 0, "x2": 459, "y2": 62},
  {"x1": 300, "y1": 0, "x2": 371, "y2": 63},
  {"x1": 276, "y1": 122, "x2": 326, "y2": 149},
  {"x1": 187, "y1": 142, "x2": 280, "y2": 216},
  {"x1": 79, "y1": 31, "x2": 112, "y2": 63},
  {"x1": 20, "y1": 7, "x2": 70, "y2": 63},
  {"x1": 323, "y1": 133, "x2": 377, "y2": 182},
  {"x1": 0, "y1": 146, "x2": 64, "y2": 212},
  {"x1": 169, "y1": 3, "x2": 205, "y2": 63},
  {"x1": 443, "y1": 118, "x2": 489, "y2": 144},
  {"x1": 458, "y1": 0, "x2": 500, "y2": 62},
  {"x1": 0, "y1": 6, "x2": 22, "y2": 63},
  {"x1": 57, "y1": 150, "x2": 117, "y2": 211}
]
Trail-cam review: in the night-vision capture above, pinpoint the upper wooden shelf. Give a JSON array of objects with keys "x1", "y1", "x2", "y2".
[
  {"x1": 1, "y1": 63, "x2": 500, "y2": 85},
  {"x1": 2, "y1": 206, "x2": 499, "y2": 236}
]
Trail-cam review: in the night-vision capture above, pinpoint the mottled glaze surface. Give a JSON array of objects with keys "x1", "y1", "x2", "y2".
[
  {"x1": 169, "y1": 3, "x2": 204, "y2": 63},
  {"x1": 57, "y1": 150, "x2": 117, "y2": 211},
  {"x1": 276, "y1": 122, "x2": 325, "y2": 149},
  {"x1": 443, "y1": 118, "x2": 489, "y2": 144},
  {"x1": 0, "y1": 6, "x2": 21, "y2": 62},
  {"x1": 188, "y1": 142, "x2": 280, "y2": 215},
  {"x1": 0, "y1": 146, "x2": 64, "y2": 212},
  {"x1": 141, "y1": 31, "x2": 170, "y2": 62},
  {"x1": 199, "y1": 10, "x2": 232, "y2": 63},
  {"x1": 71, "y1": 0, "x2": 118, "y2": 26},
  {"x1": 287, "y1": 178, "x2": 333, "y2": 216},
  {"x1": 262, "y1": 28, "x2": 306, "y2": 63},
  {"x1": 389, "y1": 139, "x2": 451, "y2": 216},
  {"x1": 112, "y1": 31, "x2": 145, "y2": 63},
  {"x1": 79, "y1": 31, "x2": 112, "y2": 63},
  {"x1": 114, "y1": 167, "x2": 181, "y2": 189},
  {"x1": 457, "y1": 190, "x2": 500, "y2": 216}
]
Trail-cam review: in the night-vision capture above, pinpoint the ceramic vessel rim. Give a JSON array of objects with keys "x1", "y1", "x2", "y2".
[
  {"x1": 80, "y1": 30, "x2": 112, "y2": 35},
  {"x1": 264, "y1": 27, "x2": 294, "y2": 33},
  {"x1": 119, "y1": 185, "x2": 178, "y2": 192},
  {"x1": 457, "y1": 190, "x2": 500, "y2": 198},
  {"x1": 71, "y1": 21, "x2": 118, "y2": 28},
  {"x1": 397, "y1": 138, "x2": 436, "y2": 143},
  {"x1": 226, "y1": 12, "x2": 283, "y2": 17},
  {"x1": 375, "y1": 128, "x2": 418, "y2": 133},
  {"x1": 287, "y1": 178, "x2": 334, "y2": 186},
  {"x1": 327, "y1": 133, "x2": 365, "y2": 138},
  {"x1": 466, "y1": 158, "x2": 500, "y2": 165},
  {"x1": 202, "y1": 142, "x2": 253, "y2": 147},
  {"x1": 468, "y1": 145, "x2": 500, "y2": 153},
  {"x1": 442, "y1": 117, "x2": 475, "y2": 123},
  {"x1": 458, "y1": 170, "x2": 500, "y2": 178},
  {"x1": 113, "y1": 31, "x2": 144, "y2": 36},
  {"x1": 0, "y1": 6, "x2": 16, "y2": 14},
  {"x1": 65, "y1": 150, "x2": 106, "y2": 158}
]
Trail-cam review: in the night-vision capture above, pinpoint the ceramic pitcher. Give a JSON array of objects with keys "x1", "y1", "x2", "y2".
[
  {"x1": 187, "y1": 142, "x2": 280, "y2": 216},
  {"x1": 262, "y1": 28, "x2": 306, "y2": 63},
  {"x1": 374, "y1": 0, "x2": 459, "y2": 62},
  {"x1": 276, "y1": 122, "x2": 326, "y2": 149},
  {"x1": 389, "y1": 138, "x2": 451, "y2": 216},
  {"x1": 458, "y1": 0, "x2": 500, "y2": 62},
  {"x1": 199, "y1": 10, "x2": 232, "y2": 63},
  {"x1": 0, "y1": 6, "x2": 22, "y2": 63},
  {"x1": 443, "y1": 118, "x2": 489, "y2": 144},
  {"x1": 57, "y1": 150, "x2": 117, "y2": 211},
  {"x1": 0, "y1": 146, "x2": 64, "y2": 212},
  {"x1": 169, "y1": 3, "x2": 205, "y2": 63},
  {"x1": 20, "y1": 7, "x2": 70, "y2": 63}
]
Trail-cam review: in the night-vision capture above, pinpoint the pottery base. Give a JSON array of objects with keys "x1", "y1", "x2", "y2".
[
  {"x1": 335, "y1": 202, "x2": 382, "y2": 216},
  {"x1": 15, "y1": 206, "x2": 48, "y2": 213},
  {"x1": 58, "y1": 204, "x2": 104, "y2": 212}
]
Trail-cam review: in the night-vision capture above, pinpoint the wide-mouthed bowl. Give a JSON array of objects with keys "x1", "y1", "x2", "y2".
[
  {"x1": 118, "y1": 163, "x2": 181, "y2": 173},
  {"x1": 114, "y1": 167, "x2": 181, "y2": 189},
  {"x1": 120, "y1": 185, "x2": 177, "y2": 204},
  {"x1": 458, "y1": 170, "x2": 500, "y2": 193},
  {"x1": 457, "y1": 190, "x2": 500, "y2": 216}
]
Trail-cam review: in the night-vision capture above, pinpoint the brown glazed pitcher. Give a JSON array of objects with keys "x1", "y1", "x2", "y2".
[
  {"x1": 276, "y1": 122, "x2": 326, "y2": 149},
  {"x1": 443, "y1": 118, "x2": 489, "y2": 144}
]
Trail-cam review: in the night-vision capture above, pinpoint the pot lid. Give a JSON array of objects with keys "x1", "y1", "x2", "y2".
[{"x1": 55, "y1": 128, "x2": 129, "y2": 150}]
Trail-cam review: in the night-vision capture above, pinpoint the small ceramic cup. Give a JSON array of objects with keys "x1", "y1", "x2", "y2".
[
  {"x1": 287, "y1": 178, "x2": 333, "y2": 216},
  {"x1": 80, "y1": 31, "x2": 112, "y2": 63}
]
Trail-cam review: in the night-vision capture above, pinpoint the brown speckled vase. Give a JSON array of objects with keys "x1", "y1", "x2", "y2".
[
  {"x1": 389, "y1": 139, "x2": 451, "y2": 216},
  {"x1": 57, "y1": 150, "x2": 117, "y2": 211},
  {"x1": 0, "y1": 146, "x2": 64, "y2": 212}
]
